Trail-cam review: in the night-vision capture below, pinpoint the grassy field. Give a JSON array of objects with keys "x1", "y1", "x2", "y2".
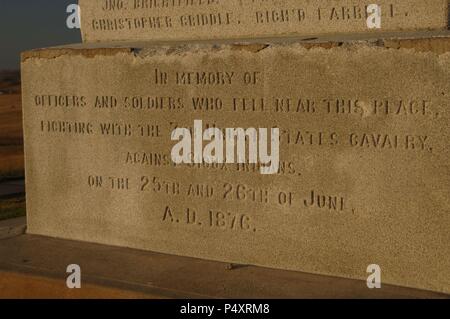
[
  {"x1": 0, "y1": 71, "x2": 25, "y2": 220},
  {"x1": 0, "y1": 71, "x2": 23, "y2": 179},
  {"x1": 0, "y1": 94, "x2": 23, "y2": 179},
  {"x1": 0, "y1": 196, "x2": 26, "y2": 221}
]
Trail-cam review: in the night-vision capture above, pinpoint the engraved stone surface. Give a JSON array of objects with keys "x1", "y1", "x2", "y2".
[
  {"x1": 79, "y1": 0, "x2": 449, "y2": 42},
  {"x1": 21, "y1": 32, "x2": 450, "y2": 294}
]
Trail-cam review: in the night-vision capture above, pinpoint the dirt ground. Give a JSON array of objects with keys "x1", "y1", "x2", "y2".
[{"x1": 0, "y1": 271, "x2": 159, "y2": 299}]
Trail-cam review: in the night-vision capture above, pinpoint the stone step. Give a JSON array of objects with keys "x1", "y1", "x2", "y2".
[{"x1": 0, "y1": 234, "x2": 447, "y2": 298}]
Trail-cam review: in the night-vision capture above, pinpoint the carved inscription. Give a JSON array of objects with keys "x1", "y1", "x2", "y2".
[
  {"x1": 87, "y1": 0, "x2": 419, "y2": 34},
  {"x1": 29, "y1": 61, "x2": 445, "y2": 235}
]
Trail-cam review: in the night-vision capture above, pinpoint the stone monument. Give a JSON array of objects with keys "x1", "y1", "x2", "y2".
[
  {"x1": 79, "y1": 0, "x2": 449, "y2": 41},
  {"x1": 21, "y1": 1, "x2": 450, "y2": 295}
]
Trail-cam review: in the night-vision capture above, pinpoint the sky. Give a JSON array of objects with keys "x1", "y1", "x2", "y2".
[{"x1": 0, "y1": 0, "x2": 81, "y2": 70}]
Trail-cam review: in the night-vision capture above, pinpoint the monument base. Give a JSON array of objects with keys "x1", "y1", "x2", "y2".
[{"x1": 0, "y1": 223, "x2": 447, "y2": 298}]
